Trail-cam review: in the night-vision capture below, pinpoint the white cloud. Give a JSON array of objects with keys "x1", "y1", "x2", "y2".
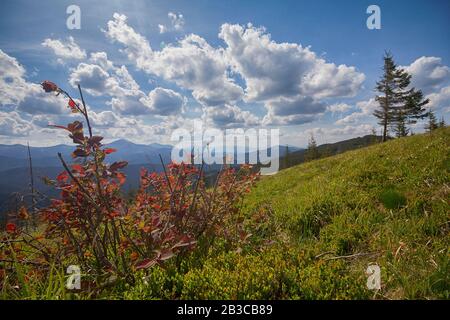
[
  {"x1": 335, "y1": 98, "x2": 377, "y2": 125},
  {"x1": 327, "y1": 103, "x2": 352, "y2": 113},
  {"x1": 17, "y1": 83, "x2": 67, "y2": 115},
  {"x1": 219, "y1": 23, "x2": 365, "y2": 102},
  {"x1": 0, "y1": 49, "x2": 66, "y2": 115},
  {"x1": 104, "y1": 16, "x2": 365, "y2": 126},
  {"x1": 109, "y1": 95, "x2": 148, "y2": 115},
  {"x1": 404, "y1": 56, "x2": 450, "y2": 92},
  {"x1": 140, "y1": 87, "x2": 186, "y2": 116},
  {"x1": 69, "y1": 63, "x2": 112, "y2": 96},
  {"x1": 0, "y1": 111, "x2": 34, "y2": 137},
  {"x1": 159, "y1": 12, "x2": 185, "y2": 34},
  {"x1": 203, "y1": 104, "x2": 260, "y2": 128},
  {"x1": 267, "y1": 95, "x2": 326, "y2": 116},
  {"x1": 262, "y1": 113, "x2": 319, "y2": 126},
  {"x1": 69, "y1": 52, "x2": 186, "y2": 116},
  {"x1": 426, "y1": 85, "x2": 450, "y2": 111},
  {"x1": 89, "y1": 51, "x2": 114, "y2": 70},
  {"x1": 104, "y1": 13, "x2": 154, "y2": 71},
  {"x1": 0, "y1": 49, "x2": 28, "y2": 105},
  {"x1": 42, "y1": 36, "x2": 86, "y2": 60},
  {"x1": 305, "y1": 124, "x2": 374, "y2": 140},
  {"x1": 104, "y1": 14, "x2": 243, "y2": 107}
]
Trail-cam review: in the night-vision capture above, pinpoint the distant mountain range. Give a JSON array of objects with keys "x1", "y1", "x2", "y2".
[
  {"x1": 0, "y1": 139, "x2": 300, "y2": 215},
  {"x1": 0, "y1": 135, "x2": 381, "y2": 217}
]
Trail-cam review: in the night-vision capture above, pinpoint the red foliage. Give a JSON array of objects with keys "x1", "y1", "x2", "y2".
[{"x1": 1, "y1": 81, "x2": 259, "y2": 289}]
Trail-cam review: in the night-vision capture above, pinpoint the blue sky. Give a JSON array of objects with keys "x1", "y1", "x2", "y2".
[{"x1": 0, "y1": 0, "x2": 449, "y2": 147}]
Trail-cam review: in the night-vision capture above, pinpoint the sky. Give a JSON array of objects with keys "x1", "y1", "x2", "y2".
[{"x1": 0, "y1": 0, "x2": 449, "y2": 147}]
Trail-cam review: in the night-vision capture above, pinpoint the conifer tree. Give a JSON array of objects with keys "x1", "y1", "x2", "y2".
[
  {"x1": 438, "y1": 116, "x2": 446, "y2": 128},
  {"x1": 394, "y1": 111, "x2": 409, "y2": 137},
  {"x1": 374, "y1": 52, "x2": 428, "y2": 141},
  {"x1": 305, "y1": 134, "x2": 319, "y2": 161},
  {"x1": 425, "y1": 110, "x2": 438, "y2": 132}
]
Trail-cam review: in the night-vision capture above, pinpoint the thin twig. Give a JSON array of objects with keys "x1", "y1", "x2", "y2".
[
  {"x1": 57, "y1": 152, "x2": 99, "y2": 210},
  {"x1": 77, "y1": 84, "x2": 93, "y2": 138},
  {"x1": 322, "y1": 252, "x2": 380, "y2": 261},
  {"x1": 159, "y1": 154, "x2": 172, "y2": 192}
]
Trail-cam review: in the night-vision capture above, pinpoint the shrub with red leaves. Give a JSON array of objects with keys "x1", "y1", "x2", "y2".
[{"x1": 0, "y1": 81, "x2": 258, "y2": 289}]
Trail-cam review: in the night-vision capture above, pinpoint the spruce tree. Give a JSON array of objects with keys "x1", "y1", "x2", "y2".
[
  {"x1": 438, "y1": 116, "x2": 446, "y2": 128},
  {"x1": 305, "y1": 134, "x2": 319, "y2": 161},
  {"x1": 374, "y1": 52, "x2": 409, "y2": 141},
  {"x1": 425, "y1": 110, "x2": 438, "y2": 132},
  {"x1": 402, "y1": 89, "x2": 429, "y2": 125},
  {"x1": 374, "y1": 52, "x2": 429, "y2": 141},
  {"x1": 394, "y1": 111, "x2": 409, "y2": 137}
]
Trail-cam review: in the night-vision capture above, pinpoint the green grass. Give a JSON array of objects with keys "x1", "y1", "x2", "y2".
[
  {"x1": 167, "y1": 127, "x2": 449, "y2": 300},
  {"x1": 238, "y1": 127, "x2": 449, "y2": 299},
  {"x1": 3, "y1": 128, "x2": 449, "y2": 299}
]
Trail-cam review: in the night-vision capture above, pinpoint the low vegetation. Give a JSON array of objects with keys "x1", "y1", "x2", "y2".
[{"x1": 0, "y1": 81, "x2": 448, "y2": 300}]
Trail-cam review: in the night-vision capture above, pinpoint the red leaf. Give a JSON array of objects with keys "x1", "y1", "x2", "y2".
[
  {"x1": 6, "y1": 223, "x2": 17, "y2": 233},
  {"x1": 116, "y1": 172, "x2": 126, "y2": 185},
  {"x1": 41, "y1": 80, "x2": 58, "y2": 92},
  {"x1": 68, "y1": 99, "x2": 77, "y2": 109},
  {"x1": 104, "y1": 148, "x2": 117, "y2": 155},
  {"x1": 110, "y1": 161, "x2": 128, "y2": 171},
  {"x1": 71, "y1": 164, "x2": 84, "y2": 173},
  {"x1": 56, "y1": 171, "x2": 69, "y2": 183},
  {"x1": 72, "y1": 148, "x2": 89, "y2": 158},
  {"x1": 135, "y1": 258, "x2": 157, "y2": 270},
  {"x1": 88, "y1": 136, "x2": 103, "y2": 146},
  {"x1": 67, "y1": 121, "x2": 83, "y2": 134}
]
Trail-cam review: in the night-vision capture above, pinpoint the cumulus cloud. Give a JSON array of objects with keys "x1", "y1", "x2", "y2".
[
  {"x1": 335, "y1": 98, "x2": 377, "y2": 125},
  {"x1": 17, "y1": 83, "x2": 67, "y2": 115},
  {"x1": 141, "y1": 87, "x2": 186, "y2": 116},
  {"x1": 69, "y1": 63, "x2": 112, "y2": 95},
  {"x1": 0, "y1": 49, "x2": 66, "y2": 115},
  {"x1": 104, "y1": 13, "x2": 154, "y2": 70},
  {"x1": 426, "y1": 85, "x2": 450, "y2": 112},
  {"x1": 0, "y1": 111, "x2": 34, "y2": 137},
  {"x1": 306, "y1": 123, "x2": 374, "y2": 138},
  {"x1": 159, "y1": 12, "x2": 185, "y2": 34},
  {"x1": 104, "y1": 15, "x2": 365, "y2": 126},
  {"x1": 267, "y1": 95, "x2": 326, "y2": 117},
  {"x1": 262, "y1": 113, "x2": 319, "y2": 126},
  {"x1": 42, "y1": 36, "x2": 86, "y2": 60},
  {"x1": 67, "y1": 50, "x2": 184, "y2": 116},
  {"x1": 404, "y1": 56, "x2": 450, "y2": 92},
  {"x1": 327, "y1": 103, "x2": 352, "y2": 113},
  {"x1": 203, "y1": 104, "x2": 260, "y2": 128},
  {"x1": 219, "y1": 23, "x2": 365, "y2": 102},
  {"x1": 0, "y1": 49, "x2": 28, "y2": 105},
  {"x1": 104, "y1": 14, "x2": 243, "y2": 107},
  {"x1": 261, "y1": 95, "x2": 325, "y2": 125}
]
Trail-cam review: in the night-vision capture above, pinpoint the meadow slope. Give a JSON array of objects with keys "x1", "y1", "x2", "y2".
[
  {"x1": 3, "y1": 128, "x2": 449, "y2": 300},
  {"x1": 146, "y1": 127, "x2": 448, "y2": 300}
]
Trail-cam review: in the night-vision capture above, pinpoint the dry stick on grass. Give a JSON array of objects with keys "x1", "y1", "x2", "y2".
[{"x1": 321, "y1": 252, "x2": 381, "y2": 261}]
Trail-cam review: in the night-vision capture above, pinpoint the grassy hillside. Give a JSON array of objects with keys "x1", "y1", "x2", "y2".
[
  {"x1": 239, "y1": 127, "x2": 449, "y2": 299},
  {"x1": 133, "y1": 127, "x2": 447, "y2": 300},
  {"x1": 2, "y1": 128, "x2": 448, "y2": 300}
]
